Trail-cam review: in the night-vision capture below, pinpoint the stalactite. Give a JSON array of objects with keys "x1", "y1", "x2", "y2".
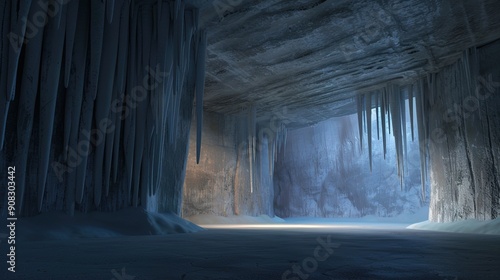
[
  {"x1": 65, "y1": 1, "x2": 90, "y2": 212},
  {"x1": 64, "y1": 0, "x2": 80, "y2": 88},
  {"x1": 416, "y1": 78, "x2": 428, "y2": 201},
  {"x1": 380, "y1": 89, "x2": 387, "y2": 159},
  {"x1": 386, "y1": 87, "x2": 392, "y2": 135},
  {"x1": 376, "y1": 92, "x2": 380, "y2": 140},
  {"x1": 7, "y1": 0, "x2": 31, "y2": 101},
  {"x1": 195, "y1": 30, "x2": 207, "y2": 164},
  {"x1": 38, "y1": 7, "x2": 67, "y2": 211},
  {"x1": 365, "y1": 92, "x2": 373, "y2": 171},
  {"x1": 131, "y1": 12, "x2": 151, "y2": 207},
  {"x1": 106, "y1": 0, "x2": 115, "y2": 23},
  {"x1": 248, "y1": 106, "x2": 257, "y2": 193},
  {"x1": 3, "y1": 0, "x2": 206, "y2": 213},
  {"x1": 115, "y1": 0, "x2": 130, "y2": 94},
  {"x1": 93, "y1": 5, "x2": 121, "y2": 206},
  {"x1": 268, "y1": 133, "x2": 274, "y2": 176},
  {"x1": 400, "y1": 87, "x2": 408, "y2": 176},
  {"x1": 389, "y1": 84, "x2": 404, "y2": 189},
  {"x1": 112, "y1": 0, "x2": 131, "y2": 183},
  {"x1": 123, "y1": 7, "x2": 139, "y2": 201},
  {"x1": 63, "y1": 1, "x2": 81, "y2": 160},
  {"x1": 408, "y1": 84, "x2": 415, "y2": 141},
  {"x1": 15, "y1": 1, "x2": 45, "y2": 213},
  {"x1": 89, "y1": 0, "x2": 105, "y2": 100},
  {"x1": 356, "y1": 94, "x2": 364, "y2": 150},
  {"x1": 0, "y1": 0, "x2": 12, "y2": 151},
  {"x1": 54, "y1": 0, "x2": 64, "y2": 28}
]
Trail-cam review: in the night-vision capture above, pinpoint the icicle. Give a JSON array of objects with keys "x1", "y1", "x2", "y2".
[
  {"x1": 408, "y1": 84, "x2": 415, "y2": 141},
  {"x1": 157, "y1": 0, "x2": 162, "y2": 24},
  {"x1": 115, "y1": 0, "x2": 130, "y2": 94},
  {"x1": 93, "y1": 0, "x2": 122, "y2": 205},
  {"x1": 106, "y1": 0, "x2": 115, "y2": 23},
  {"x1": 376, "y1": 91, "x2": 380, "y2": 140},
  {"x1": 62, "y1": 0, "x2": 81, "y2": 158},
  {"x1": 252, "y1": 108, "x2": 257, "y2": 162},
  {"x1": 381, "y1": 89, "x2": 387, "y2": 159},
  {"x1": 38, "y1": 7, "x2": 67, "y2": 211},
  {"x1": 400, "y1": 87, "x2": 408, "y2": 183},
  {"x1": 0, "y1": 94, "x2": 8, "y2": 152},
  {"x1": 389, "y1": 85, "x2": 404, "y2": 190},
  {"x1": 131, "y1": 12, "x2": 153, "y2": 207},
  {"x1": 63, "y1": 0, "x2": 80, "y2": 87},
  {"x1": 89, "y1": 0, "x2": 105, "y2": 100},
  {"x1": 112, "y1": 0, "x2": 130, "y2": 182},
  {"x1": 356, "y1": 94, "x2": 364, "y2": 150},
  {"x1": 14, "y1": 1, "x2": 45, "y2": 213},
  {"x1": 365, "y1": 92, "x2": 372, "y2": 171},
  {"x1": 248, "y1": 106, "x2": 256, "y2": 194},
  {"x1": 54, "y1": 0, "x2": 64, "y2": 28},
  {"x1": 415, "y1": 78, "x2": 428, "y2": 201},
  {"x1": 122, "y1": 7, "x2": 139, "y2": 201},
  {"x1": 386, "y1": 87, "x2": 392, "y2": 135},
  {"x1": 195, "y1": 30, "x2": 207, "y2": 164},
  {"x1": 66, "y1": 22, "x2": 89, "y2": 210},
  {"x1": 63, "y1": 0, "x2": 90, "y2": 211},
  {"x1": 6, "y1": 0, "x2": 31, "y2": 101},
  {"x1": 174, "y1": 0, "x2": 182, "y2": 20},
  {"x1": 0, "y1": 0, "x2": 12, "y2": 151},
  {"x1": 268, "y1": 133, "x2": 274, "y2": 176}
]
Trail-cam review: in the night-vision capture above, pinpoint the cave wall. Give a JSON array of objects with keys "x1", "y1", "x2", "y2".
[
  {"x1": 182, "y1": 111, "x2": 275, "y2": 218},
  {"x1": 0, "y1": 0, "x2": 205, "y2": 217},
  {"x1": 427, "y1": 40, "x2": 500, "y2": 222},
  {"x1": 273, "y1": 114, "x2": 427, "y2": 218}
]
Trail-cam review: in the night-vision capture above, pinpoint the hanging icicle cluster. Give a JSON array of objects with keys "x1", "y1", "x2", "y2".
[
  {"x1": 356, "y1": 84, "x2": 414, "y2": 193},
  {"x1": 0, "y1": 0, "x2": 207, "y2": 213},
  {"x1": 355, "y1": 47, "x2": 479, "y2": 201}
]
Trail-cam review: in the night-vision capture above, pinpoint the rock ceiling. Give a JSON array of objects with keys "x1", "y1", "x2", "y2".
[{"x1": 193, "y1": 0, "x2": 500, "y2": 127}]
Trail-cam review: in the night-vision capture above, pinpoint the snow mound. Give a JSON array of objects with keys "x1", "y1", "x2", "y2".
[
  {"x1": 408, "y1": 218, "x2": 500, "y2": 235},
  {"x1": 186, "y1": 214, "x2": 285, "y2": 225},
  {"x1": 15, "y1": 208, "x2": 203, "y2": 241}
]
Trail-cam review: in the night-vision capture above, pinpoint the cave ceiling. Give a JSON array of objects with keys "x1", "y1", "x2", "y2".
[{"x1": 191, "y1": 0, "x2": 500, "y2": 127}]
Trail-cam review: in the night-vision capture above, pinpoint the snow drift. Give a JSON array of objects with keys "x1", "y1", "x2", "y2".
[{"x1": 13, "y1": 208, "x2": 203, "y2": 241}]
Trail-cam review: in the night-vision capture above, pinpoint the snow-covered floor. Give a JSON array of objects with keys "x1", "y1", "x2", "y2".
[
  {"x1": 408, "y1": 218, "x2": 500, "y2": 235},
  {"x1": 2, "y1": 215, "x2": 500, "y2": 279}
]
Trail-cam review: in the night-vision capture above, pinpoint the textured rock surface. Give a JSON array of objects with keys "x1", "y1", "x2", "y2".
[
  {"x1": 427, "y1": 40, "x2": 500, "y2": 222},
  {"x1": 200, "y1": 0, "x2": 500, "y2": 127},
  {"x1": 182, "y1": 111, "x2": 274, "y2": 217}
]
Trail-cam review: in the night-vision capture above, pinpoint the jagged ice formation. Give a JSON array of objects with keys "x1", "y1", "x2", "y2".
[{"x1": 0, "y1": 0, "x2": 207, "y2": 216}]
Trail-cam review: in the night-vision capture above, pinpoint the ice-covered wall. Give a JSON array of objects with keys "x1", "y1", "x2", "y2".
[
  {"x1": 0, "y1": 0, "x2": 207, "y2": 216},
  {"x1": 426, "y1": 40, "x2": 500, "y2": 222},
  {"x1": 182, "y1": 111, "x2": 276, "y2": 218},
  {"x1": 274, "y1": 114, "x2": 428, "y2": 218}
]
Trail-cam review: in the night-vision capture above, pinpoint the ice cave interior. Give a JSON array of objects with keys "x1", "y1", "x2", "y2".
[{"x1": 1, "y1": 0, "x2": 500, "y2": 279}]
